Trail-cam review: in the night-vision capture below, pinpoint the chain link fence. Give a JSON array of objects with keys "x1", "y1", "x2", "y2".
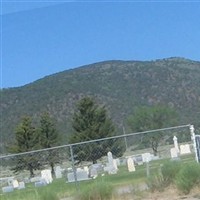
[{"x1": 0, "y1": 124, "x2": 198, "y2": 198}]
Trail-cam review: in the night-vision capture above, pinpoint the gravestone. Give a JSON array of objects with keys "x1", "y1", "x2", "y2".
[
  {"x1": 142, "y1": 153, "x2": 151, "y2": 163},
  {"x1": 104, "y1": 151, "x2": 118, "y2": 174},
  {"x1": 108, "y1": 151, "x2": 114, "y2": 166},
  {"x1": 170, "y1": 147, "x2": 178, "y2": 159},
  {"x1": 180, "y1": 144, "x2": 191, "y2": 155},
  {"x1": 12, "y1": 179, "x2": 19, "y2": 189},
  {"x1": 90, "y1": 168, "x2": 98, "y2": 178},
  {"x1": 133, "y1": 155, "x2": 143, "y2": 165},
  {"x1": 127, "y1": 157, "x2": 135, "y2": 172},
  {"x1": 113, "y1": 159, "x2": 118, "y2": 171},
  {"x1": 89, "y1": 164, "x2": 103, "y2": 178},
  {"x1": 2, "y1": 186, "x2": 14, "y2": 193},
  {"x1": 30, "y1": 176, "x2": 41, "y2": 183},
  {"x1": 84, "y1": 166, "x2": 89, "y2": 175},
  {"x1": 41, "y1": 169, "x2": 53, "y2": 184},
  {"x1": 18, "y1": 181, "x2": 25, "y2": 189},
  {"x1": 55, "y1": 166, "x2": 62, "y2": 179},
  {"x1": 35, "y1": 179, "x2": 47, "y2": 187},
  {"x1": 67, "y1": 170, "x2": 89, "y2": 182},
  {"x1": 173, "y1": 136, "x2": 180, "y2": 153}
]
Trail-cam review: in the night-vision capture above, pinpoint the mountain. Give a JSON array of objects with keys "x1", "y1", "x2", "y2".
[{"x1": 1, "y1": 57, "x2": 200, "y2": 152}]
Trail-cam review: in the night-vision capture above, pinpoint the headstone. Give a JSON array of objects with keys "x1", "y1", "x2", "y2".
[
  {"x1": 2, "y1": 186, "x2": 14, "y2": 193},
  {"x1": 30, "y1": 176, "x2": 41, "y2": 183},
  {"x1": 170, "y1": 147, "x2": 178, "y2": 159},
  {"x1": 84, "y1": 166, "x2": 89, "y2": 175},
  {"x1": 18, "y1": 181, "x2": 25, "y2": 189},
  {"x1": 55, "y1": 166, "x2": 62, "y2": 179},
  {"x1": 67, "y1": 170, "x2": 89, "y2": 182},
  {"x1": 90, "y1": 168, "x2": 98, "y2": 178},
  {"x1": 12, "y1": 179, "x2": 19, "y2": 189},
  {"x1": 173, "y1": 136, "x2": 180, "y2": 153},
  {"x1": 41, "y1": 169, "x2": 53, "y2": 184},
  {"x1": 142, "y1": 153, "x2": 151, "y2": 163},
  {"x1": 127, "y1": 157, "x2": 135, "y2": 172},
  {"x1": 107, "y1": 151, "x2": 114, "y2": 166},
  {"x1": 7, "y1": 178, "x2": 14, "y2": 186},
  {"x1": 35, "y1": 179, "x2": 47, "y2": 187},
  {"x1": 104, "y1": 151, "x2": 118, "y2": 174},
  {"x1": 180, "y1": 144, "x2": 191, "y2": 155},
  {"x1": 113, "y1": 159, "x2": 118, "y2": 171},
  {"x1": 133, "y1": 155, "x2": 143, "y2": 165}
]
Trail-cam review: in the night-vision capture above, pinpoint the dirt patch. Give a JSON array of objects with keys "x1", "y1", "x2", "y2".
[{"x1": 114, "y1": 185, "x2": 200, "y2": 200}]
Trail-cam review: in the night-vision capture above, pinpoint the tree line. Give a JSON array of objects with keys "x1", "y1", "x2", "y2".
[{"x1": 8, "y1": 96, "x2": 178, "y2": 177}]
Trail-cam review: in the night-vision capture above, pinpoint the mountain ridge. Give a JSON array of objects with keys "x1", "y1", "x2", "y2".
[{"x1": 1, "y1": 57, "x2": 200, "y2": 152}]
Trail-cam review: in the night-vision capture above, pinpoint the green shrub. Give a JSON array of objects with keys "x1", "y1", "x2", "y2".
[
  {"x1": 76, "y1": 181, "x2": 113, "y2": 200},
  {"x1": 161, "y1": 160, "x2": 182, "y2": 186},
  {"x1": 175, "y1": 162, "x2": 200, "y2": 194},
  {"x1": 146, "y1": 174, "x2": 166, "y2": 192}
]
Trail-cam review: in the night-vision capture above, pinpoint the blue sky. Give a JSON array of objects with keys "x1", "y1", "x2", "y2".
[{"x1": 1, "y1": 1, "x2": 200, "y2": 88}]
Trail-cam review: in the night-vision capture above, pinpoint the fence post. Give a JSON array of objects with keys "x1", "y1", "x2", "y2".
[
  {"x1": 190, "y1": 125, "x2": 198, "y2": 163},
  {"x1": 69, "y1": 144, "x2": 79, "y2": 191}
]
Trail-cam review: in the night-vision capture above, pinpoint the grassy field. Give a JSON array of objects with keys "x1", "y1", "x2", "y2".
[{"x1": 0, "y1": 154, "x2": 196, "y2": 200}]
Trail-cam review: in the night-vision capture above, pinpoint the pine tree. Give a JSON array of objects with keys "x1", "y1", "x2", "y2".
[
  {"x1": 8, "y1": 116, "x2": 40, "y2": 177},
  {"x1": 38, "y1": 112, "x2": 60, "y2": 176},
  {"x1": 69, "y1": 97, "x2": 124, "y2": 164}
]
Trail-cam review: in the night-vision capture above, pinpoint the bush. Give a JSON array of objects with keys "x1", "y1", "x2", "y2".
[
  {"x1": 146, "y1": 174, "x2": 166, "y2": 192},
  {"x1": 175, "y1": 162, "x2": 200, "y2": 194},
  {"x1": 161, "y1": 160, "x2": 182, "y2": 186},
  {"x1": 76, "y1": 181, "x2": 113, "y2": 200}
]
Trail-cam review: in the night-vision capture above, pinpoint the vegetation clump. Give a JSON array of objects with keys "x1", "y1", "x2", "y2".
[
  {"x1": 175, "y1": 162, "x2": 200, "y2": 194},
  {"x1": 147, "y1": 161, "x2": 200, "y2": 195},
  {"x1": 76, "y1": 181, "x2": 113, "y2": 200}
]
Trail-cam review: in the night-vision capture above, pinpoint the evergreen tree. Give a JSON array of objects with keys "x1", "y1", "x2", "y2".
[
  {"x1": 69, "y1": 97, "x2": 124, "y2": 164},
  {"x1": 38, "y1": 112, "x2": 60, "y2": 176},
  {"x1": 8, "y1": 116, "x2": 40, "y2": 177}
]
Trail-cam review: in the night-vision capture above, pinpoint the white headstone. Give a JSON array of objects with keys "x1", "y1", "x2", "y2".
[
  {"x1": 30, "y1": 176, "x2": 41, "y2": 183},
  {"x1": 107, "y1": 151, "x2": 114, "y2": 166},
  {"x1": 113, "y1": 159, "x2": 118, "y2": 171},
  {"x1": 41, "y1": 169, "x2": 53, "y2": 184},
  {"x1": 105, "y1": 151, "x2": 118, "y2": 174},
  {"x1": 84, "y1": 166, "x2": 89, "y2": 175},
  {"x1": 142, "y1": 153, "x2": 151, "y2": 163},
  {"x1": 18, "y1": 181, "x2": 25, "y2": 189},
  {"x1": 2, "y1": 186, "x2": 14, "y2": 193},
  {"x1": 67, "y1": 170, "x2": 89, "y2": 182},
  {"x1": 180, "y1": 144, "x2": 191, "y2": 155},
  {"x1": 127, "y1": 157, "x2": 135, "y2": 172},
  {"x1": 55, "y1": 166, "x2": 62, "y2": 179},
  {"x1": 90, "y1": 168, "x2": 98, "y2": 178},
  {"x1": 170, "y1": 147, "x2": 178, "y2": 158},
  {"x1": 12, "y1": 180, "x2": 19, "y2": 189},
  {"x1": 173, "y1": 136, "x2": 180, "y2": 153}
]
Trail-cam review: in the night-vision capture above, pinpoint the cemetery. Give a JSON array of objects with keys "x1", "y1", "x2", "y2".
[
  {"x1": 0, "y1": 128, "x2": 200, "y2": 200},
  {"x1": 0, "y1": 150, "x2": 198, "y2": 200}
]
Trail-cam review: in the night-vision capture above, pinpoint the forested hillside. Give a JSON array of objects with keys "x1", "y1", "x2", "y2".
[{"x1": 1, "y1": 57, "x2": 200, "y2": 152}]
